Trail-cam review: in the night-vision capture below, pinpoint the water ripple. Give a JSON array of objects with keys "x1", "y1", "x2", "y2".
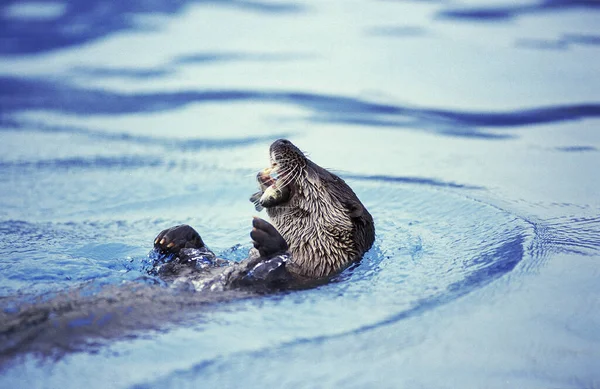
[
  {"x1": 0, "y1": 118, "x2": 289, "y2": 151},
  {"x1": 0, "y1": 0, "x2": 305, "y2": 55},
  {"x1": 2, "y1": 76, "x2": 599, "y2": 139},
  {"x1": 555, "y1": 145, "x2": 597, "y2": 152},
  {"x1": 516, "y1": 34, "x2": 600, "y2": 51},
  {"x1": 536, "y1": 216, "x2": 600, "y2": 257},
  {"x1": 346, "y1": 174, "x2": 484, "y2": 190},
  {"x1": 133, "y1": 228, "x2": 525, "y2": 388},
  {"x1": 365, "y1": 25, "x2": 430, "y2": 38},
  {"x1": 437, "y1": 0, "x2": 600, "y2": 23},
  {"x1": 0, "y1": 182, "x2": 531, "y2": 362},
  {"x1": 0, "y1": 156, "x2": 164, "y2": 171},
  {"x1": 71, "y1": 51, "x2": 312, "y2": 80}
]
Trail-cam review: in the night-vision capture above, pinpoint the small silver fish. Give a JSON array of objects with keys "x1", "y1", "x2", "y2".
[{"x1": 259, "y1": 185, "x2": 284, "y2": 208}]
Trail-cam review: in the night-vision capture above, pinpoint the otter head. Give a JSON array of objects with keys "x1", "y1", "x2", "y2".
[{"x1": 255, "y1": 139, "x2": 375, "y2": 279}]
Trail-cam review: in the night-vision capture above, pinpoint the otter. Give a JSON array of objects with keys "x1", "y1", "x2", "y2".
[
  {"x1": 152, "y1": 139, "x2": 375, "y2": 290},
  {"x1": 0, "y1": 140, "x2": 375, "y2": 359}
]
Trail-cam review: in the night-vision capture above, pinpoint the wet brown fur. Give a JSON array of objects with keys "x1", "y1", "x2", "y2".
[{"x1": 264, "y1": 140, "x2": 375, "y2": 279}]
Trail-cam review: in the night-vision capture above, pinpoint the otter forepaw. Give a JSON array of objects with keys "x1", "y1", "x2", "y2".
[
  {"x1": 154, "y1": 224, "x2": 205, "y2": 254},
  {"x1": 250, "y1": 217, "x2": 288, "y2": 258}
]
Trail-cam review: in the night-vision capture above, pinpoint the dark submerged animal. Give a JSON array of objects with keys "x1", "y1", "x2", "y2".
[{"x1": 154, "y1": 139, "x2": 375, "y2": 289}]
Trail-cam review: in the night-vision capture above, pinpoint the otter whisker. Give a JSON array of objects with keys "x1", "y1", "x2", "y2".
[
  {"x1": 276, "y1": 166, "x2": 301, "y2": 189},
  {"x1": 274, "y1": 162, "x2": 295, "y2": 176},
  {"x1": 278, "y1": 170, "x2": 301, "y2": 190}
]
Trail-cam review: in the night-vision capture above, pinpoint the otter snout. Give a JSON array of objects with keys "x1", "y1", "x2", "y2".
[{"x1": 270, "y1": 139, "x2": 304, "y2": 158}]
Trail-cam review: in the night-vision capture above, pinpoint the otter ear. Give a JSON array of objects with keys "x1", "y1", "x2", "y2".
[{"x1": 346, "y1": 200, "x2": 364, "y2": 219}]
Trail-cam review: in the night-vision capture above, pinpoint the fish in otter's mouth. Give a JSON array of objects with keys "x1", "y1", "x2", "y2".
[
  {"x1": 249, "y1": 140, "x2": 302, "y2": 210},
  {"x1": 250, "y1": 139, "x2": 375, "y2": 279},
  {"x1": 250, "y1": 168, "x2": 289, "y2": 211}
]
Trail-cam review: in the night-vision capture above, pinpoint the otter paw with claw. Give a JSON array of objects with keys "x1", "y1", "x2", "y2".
[
  {"x1": 154, "y1": 224, "x2": 205, "y2": 254},
  {"x1": 250, "y1": 217, "x2": 288, "y2": 258}
]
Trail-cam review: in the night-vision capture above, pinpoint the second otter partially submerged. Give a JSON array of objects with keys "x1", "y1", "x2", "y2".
[{"x1": 153, "y1": 139, "x2": 375, "y2": 289}]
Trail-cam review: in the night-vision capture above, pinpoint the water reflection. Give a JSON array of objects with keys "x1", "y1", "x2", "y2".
[
  {"x1": 0, "y1": 0, "x2": 599, "y2": 385},
  {"x1": 0, "y1": 0, "x2": 304, "y2": 55},
  {"x1": 2, "y1": 76, "x2": 599, "y2": 140},
  {"x1": 0, "y1": 117, "x2": 289, "y2": 151},
  {"x1": 70, "y1": 52, "x2": 311, "y2": 80}
]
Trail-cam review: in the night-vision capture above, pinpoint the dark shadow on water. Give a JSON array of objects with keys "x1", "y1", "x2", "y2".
[
  {"x1": 0, "y1": 0, "x2": 305, "y2": 55},
  {"x1": 437, "y1": 0, "x2": 600, "y2": 23},
  {"x1": 2, "y1": 76, "x2": 599, "y2": 140}
]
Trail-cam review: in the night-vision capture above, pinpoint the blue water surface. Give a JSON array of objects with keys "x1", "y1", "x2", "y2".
[{"x1": 1, "y1": 0, "x2": 600, "y2": 388}]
